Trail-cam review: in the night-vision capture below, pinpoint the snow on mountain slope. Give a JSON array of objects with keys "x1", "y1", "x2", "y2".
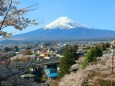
[
  {"x1": 14, "y1": 16, "x2": 115, "y2": 41},
  {"x1": 44, "y1": 16, "x2": 87, "y2": 29}
]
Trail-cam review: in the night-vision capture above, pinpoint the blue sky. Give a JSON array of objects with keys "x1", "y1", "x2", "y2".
[{"x1": 3, "y1": 0, "x2": 115, "y2": 35}]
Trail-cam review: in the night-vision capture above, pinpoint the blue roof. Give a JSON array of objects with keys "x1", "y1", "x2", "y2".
[{"x1": 48, "y1": 73, "x2": 58, "y2": 78}]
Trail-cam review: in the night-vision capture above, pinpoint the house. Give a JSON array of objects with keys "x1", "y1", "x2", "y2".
[{"x1": 44, "y1": 68, "x2": 58, "y2": 78}]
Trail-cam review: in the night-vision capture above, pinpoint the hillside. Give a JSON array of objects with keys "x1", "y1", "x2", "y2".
[{"x1": 59, "y1": 54, "x2": 115, "y2": 86}]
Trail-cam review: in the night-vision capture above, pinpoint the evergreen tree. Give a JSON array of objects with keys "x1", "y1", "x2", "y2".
[
  {"x1": 14, "y1": 46, "x2": 19, "y2": 52},
  {"x1": 59, "y1": 45, "x2": 79, "y2": 77},
  {"x1": 82, "y1": 47, "x2": 103, "y2": 68},
  {"x1": 95, "y1": 46, "x2": 103, "y2": 57},
  {"x1": 105, "y1": 42, "x2": 110, "y2": 48},
  {"x1": 4, "y1": 47, "x2": 11, "y2": 52}
]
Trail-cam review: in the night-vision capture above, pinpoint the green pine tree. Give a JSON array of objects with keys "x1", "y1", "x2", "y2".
[
  {"x1": 82, "y1": 47, "x2": 103, "y2": 68},
  {"x1": 59, "y1": 45, "x2": 79, "y2": 77}
]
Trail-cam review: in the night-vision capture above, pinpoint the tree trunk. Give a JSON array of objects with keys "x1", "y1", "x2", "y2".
[{"x1": 0, "y1": 81, "x2": 1, "y2": 86}]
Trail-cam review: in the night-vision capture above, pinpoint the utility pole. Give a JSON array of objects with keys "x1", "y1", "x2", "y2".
[
  {"x1": 111, "y1": 42, "x2": 115, "y2": 86},
  {"x1": 111, "y1": 54, "x2": 114, "y2": 86}
]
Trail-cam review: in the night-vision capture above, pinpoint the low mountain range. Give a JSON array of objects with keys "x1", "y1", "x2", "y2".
[{"x1": 13, "y1": 16, "x2": 115, "y2": 41}]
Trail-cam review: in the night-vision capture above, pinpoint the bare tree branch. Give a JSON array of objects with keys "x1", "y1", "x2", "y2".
[
  {"x1": 0, "y1": 0, "x2": 39, "y2": 37},
  {"x1": 0, "y1": 0, "x2": 13, "y2": 30}
]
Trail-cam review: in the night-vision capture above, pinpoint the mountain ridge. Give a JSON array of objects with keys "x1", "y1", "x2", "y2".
[{"x1": 13, "y1": 16, "x2": 115, "y2": 41}]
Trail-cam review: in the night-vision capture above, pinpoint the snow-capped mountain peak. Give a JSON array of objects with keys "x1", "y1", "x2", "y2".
[{"x1": 44, "y1": 16, "x2": 87, "y2": 29}]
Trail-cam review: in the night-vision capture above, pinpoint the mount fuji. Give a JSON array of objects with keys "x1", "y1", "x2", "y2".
[
  {"x1": 44, "y1": 16, "x2": 87, "y2": 29},
  {"x1": 14, "y1": 16, "x2": 115, "y2": 41}
]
